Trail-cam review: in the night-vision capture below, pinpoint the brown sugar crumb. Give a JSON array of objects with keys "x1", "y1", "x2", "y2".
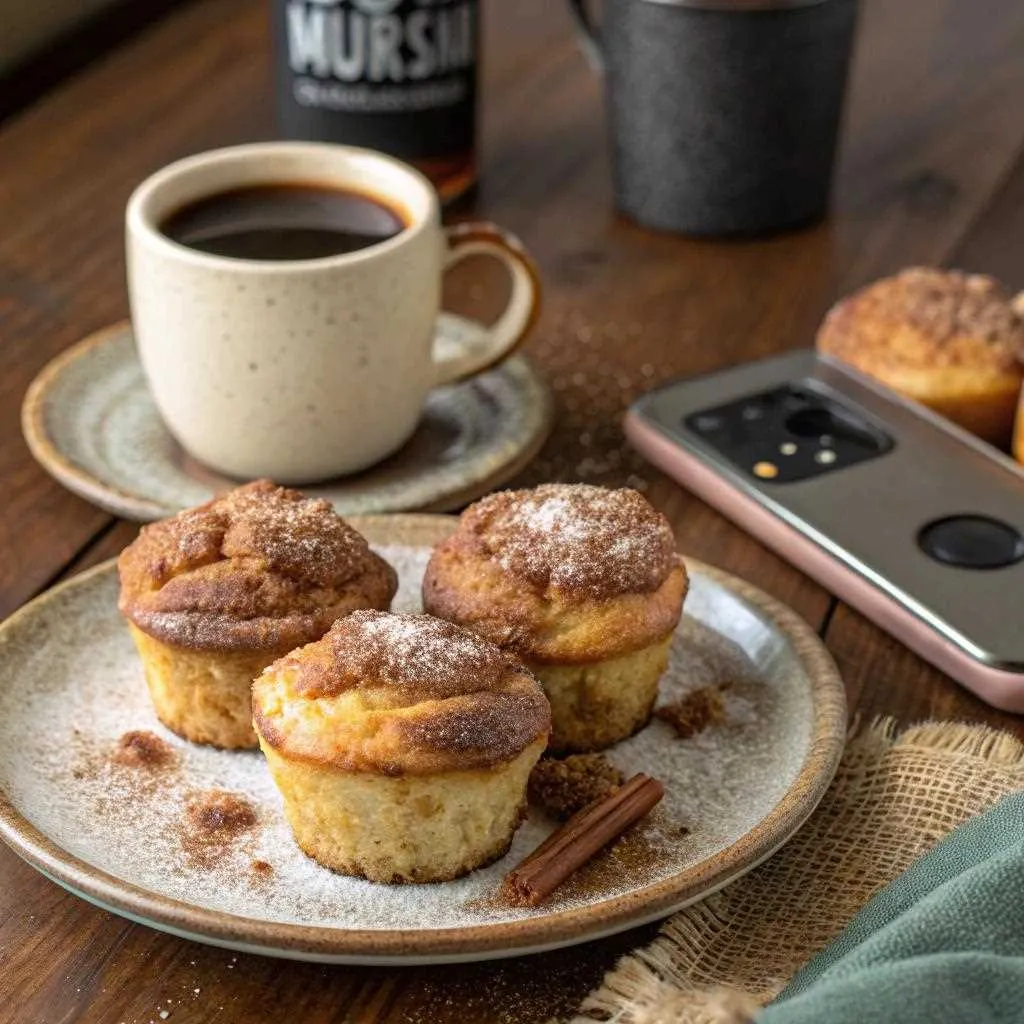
[
  {"x1": 656, "y1": 685, "x2": 729, "y2": 739},
  {"x1": 179, "y1": 789, "x2": 258, "y2": 868},
  {"x1": 111, "y1": 730, "x2": 177, "y2": 770},
  {"x1": 528, "y1": 754, "x2": 625, "y2": 820}
]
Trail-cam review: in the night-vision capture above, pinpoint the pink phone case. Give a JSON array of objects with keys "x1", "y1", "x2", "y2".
[{"x1": 626, "y1": 410, "x2": 1024, "y2": 714}]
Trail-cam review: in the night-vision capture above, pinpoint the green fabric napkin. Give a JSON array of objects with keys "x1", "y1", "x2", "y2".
[{"x1": 760, "y1": 791, "x2": 1024, "y2": 1024}]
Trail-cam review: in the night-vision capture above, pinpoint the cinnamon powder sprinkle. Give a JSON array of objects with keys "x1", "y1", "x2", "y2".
[
  {"x1": 656, "y1": 685, "x2": 729, "y2": 740},
  {"x1": 249, "y1": 859, "x2": 275, "y2": 888},
  {"x1": 111, "y1": 730, "x2": 177, "y2": 770},
  {"x1": 528, "y1": 754, "x2": 625, "y2": 820},
  {"x1": 552, "y1": 816, "x2": 691, "y2": 903},
  {"x1": 179, "y1": 789, "x2": 258, "y2": 868}
]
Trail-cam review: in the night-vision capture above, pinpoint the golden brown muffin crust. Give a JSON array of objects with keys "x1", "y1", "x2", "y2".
[
  {"x1": 252, "y1": 611, "x2": 551, "y2": 775},
  {"x1": 119, "y1": 480, "x2": 396, "y2": 653},
  {"x1": 295, "y1": 610, "x2": 509, "y2": 699},
  {"x1": 816, "y1": 268, "x2": 1024, "y2": 376},
  {"x1": 422, "y1": 485, "x2": 688, "y2": 663},
  {"x1": 449, "y1": 484, "x2": 677, "y2": 600}
]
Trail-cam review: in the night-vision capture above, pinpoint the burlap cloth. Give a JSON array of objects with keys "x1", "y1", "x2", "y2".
[{"x1": 567, "y1": 719, "x2": 1024, "y2": 1024}]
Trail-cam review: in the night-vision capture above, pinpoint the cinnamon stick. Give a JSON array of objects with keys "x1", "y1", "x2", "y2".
[{"x1": 505, "y1": 773, "x2": 665, "y2": 905}]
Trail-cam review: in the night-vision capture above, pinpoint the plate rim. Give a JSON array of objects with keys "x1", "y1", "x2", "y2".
[
  {"x1": 0, "y1": 513, "x2": 847, "y2": 962},
  {"x1": 21, "y1": 323, "x2": 554, "y2": 522}
]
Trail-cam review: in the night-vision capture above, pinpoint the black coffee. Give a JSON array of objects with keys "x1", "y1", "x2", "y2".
[{"x1": 160, "y1": 184, "x2": 406, "y2": 260}]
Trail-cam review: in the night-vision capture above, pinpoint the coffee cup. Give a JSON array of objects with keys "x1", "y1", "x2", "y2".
[{"x1": 126, "y1": 142, "x2": 540, "y2": 484}]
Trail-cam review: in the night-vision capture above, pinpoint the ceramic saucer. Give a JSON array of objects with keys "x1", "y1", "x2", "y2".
[{"x1": 22, "y1": 318, "x2": 552, "y2": 521}]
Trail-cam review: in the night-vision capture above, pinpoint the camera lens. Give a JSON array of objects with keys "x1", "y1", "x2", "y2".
[{"x1": 784, "y1": 407, "x2": 840, "y2": 438}]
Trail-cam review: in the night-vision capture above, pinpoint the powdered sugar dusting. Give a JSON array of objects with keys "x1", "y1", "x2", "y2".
[
  {"x1": 466, "y1": 484, "x2": 676, "y2": 598},
  {"x1": 0, "y1": 543, "x2": 814, "y2": 942},
  {"x1": 322, "y1": 610, "x2": 508, "y2": 694}
]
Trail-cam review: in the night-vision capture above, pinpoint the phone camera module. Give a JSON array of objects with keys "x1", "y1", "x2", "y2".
[{"x1": 685, "y1": 382, "x2": 893, "y2": 484}]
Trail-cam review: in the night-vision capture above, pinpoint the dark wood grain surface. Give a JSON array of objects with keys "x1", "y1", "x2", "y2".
[{"x1": 2, "y1": 0, "x2": 1024, "y2": 1020}]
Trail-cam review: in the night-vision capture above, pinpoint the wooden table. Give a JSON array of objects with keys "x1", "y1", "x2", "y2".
[{"x1": 3, "y1": 1, "x2": 1024, "y2": 1020}]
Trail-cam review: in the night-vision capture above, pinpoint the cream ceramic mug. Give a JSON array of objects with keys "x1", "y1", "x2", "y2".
[{"x1": 126, "y1": 142, "x2": 540, "y2": 484}]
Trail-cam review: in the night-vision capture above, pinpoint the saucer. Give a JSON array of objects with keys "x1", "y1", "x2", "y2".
[{"x1": 22, "y1": 319, "x2": 553, "y2": 521}]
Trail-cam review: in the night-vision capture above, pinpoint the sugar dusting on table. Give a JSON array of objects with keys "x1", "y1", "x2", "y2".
[{"x1": 0, "y1": 543, "x2": 810, "y2": 933}]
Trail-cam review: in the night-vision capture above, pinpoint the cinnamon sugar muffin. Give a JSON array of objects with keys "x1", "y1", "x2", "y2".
[
  {"x1": 118, "y1": 480, "x2": 396, "y2": 749},
  {"x1": 422, "y1": 484, "x2": 688, "y2": 753},
  {"x1": 816, "y1": 268, "x2": 1024, "y2": 446},
  {"x1": 253, "y1": 611, "x2": 550, "y2": 882}
]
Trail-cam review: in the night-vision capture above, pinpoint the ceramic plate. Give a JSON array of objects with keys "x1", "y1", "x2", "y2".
[
  {"x1": 0, "y1": 516, "x2": 845, "y2": 965},
  {"x1": 22, "y1": 322, "x2": 552, "y2": 521}
]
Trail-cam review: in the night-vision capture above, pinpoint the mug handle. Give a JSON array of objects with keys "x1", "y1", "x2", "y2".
[
  {"x1": 568, "y1": 0, "x2": 604, "y2": 73},
  {"x1": 432, "y1": 223, "x2": 542, "y2": 386}
]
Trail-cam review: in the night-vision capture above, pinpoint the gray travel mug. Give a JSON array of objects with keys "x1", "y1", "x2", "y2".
[{"x1": 569, "y1": 0, "x2": 859, "y2": 236}]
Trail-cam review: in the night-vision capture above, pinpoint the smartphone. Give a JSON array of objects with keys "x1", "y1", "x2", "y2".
[{"x1": 626, "y1": 350, "x2": 1024, "y2": 713}]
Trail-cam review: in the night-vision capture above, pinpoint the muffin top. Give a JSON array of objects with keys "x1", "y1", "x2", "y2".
[
  {"x1": 118, "y1": 480, "x2": 396, "y2": 653},
  {"x1": 422, "y1": 484, "x2": 687, "y2": 662},
  {"x1": 816, "y1": 268, "x2": 1024, "y2": 381},
  {"x1": 252, "y1": 610, "x2": 551, "y2": 774},
  {"x1": 438, "y1": 484, "x2": 675, "y2": 599}
]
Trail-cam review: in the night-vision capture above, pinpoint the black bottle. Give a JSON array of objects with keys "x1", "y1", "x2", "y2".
[{"x1": 272, "y1": 0, "x2": 478, "y2": 203}]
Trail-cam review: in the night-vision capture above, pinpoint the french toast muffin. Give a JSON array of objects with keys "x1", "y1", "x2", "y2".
[
  {"x1": 118, "y1": 480, "x2": 396, "y2": 749},
  {"x1": 252, "y1": 611, "x2": 550, "y2": 883},
  {"x1": 816, "y1": 267, "x2": 1024, "y2": 446},
  {"x1": 421, "y1": 484, "x2": 688, "y2": 753}
]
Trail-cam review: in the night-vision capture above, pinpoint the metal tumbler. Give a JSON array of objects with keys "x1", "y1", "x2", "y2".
[{"x1": 569, "y1": 0, "x2": 859, "y2": 236}]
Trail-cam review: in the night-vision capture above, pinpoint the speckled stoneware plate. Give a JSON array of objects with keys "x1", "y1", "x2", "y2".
[
  {"x1": 0, "y1": 516, "x2": 845, "y2": 965},
  {"x1": 22, "y1": 322, "x2": 552, "y2": 521}
]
